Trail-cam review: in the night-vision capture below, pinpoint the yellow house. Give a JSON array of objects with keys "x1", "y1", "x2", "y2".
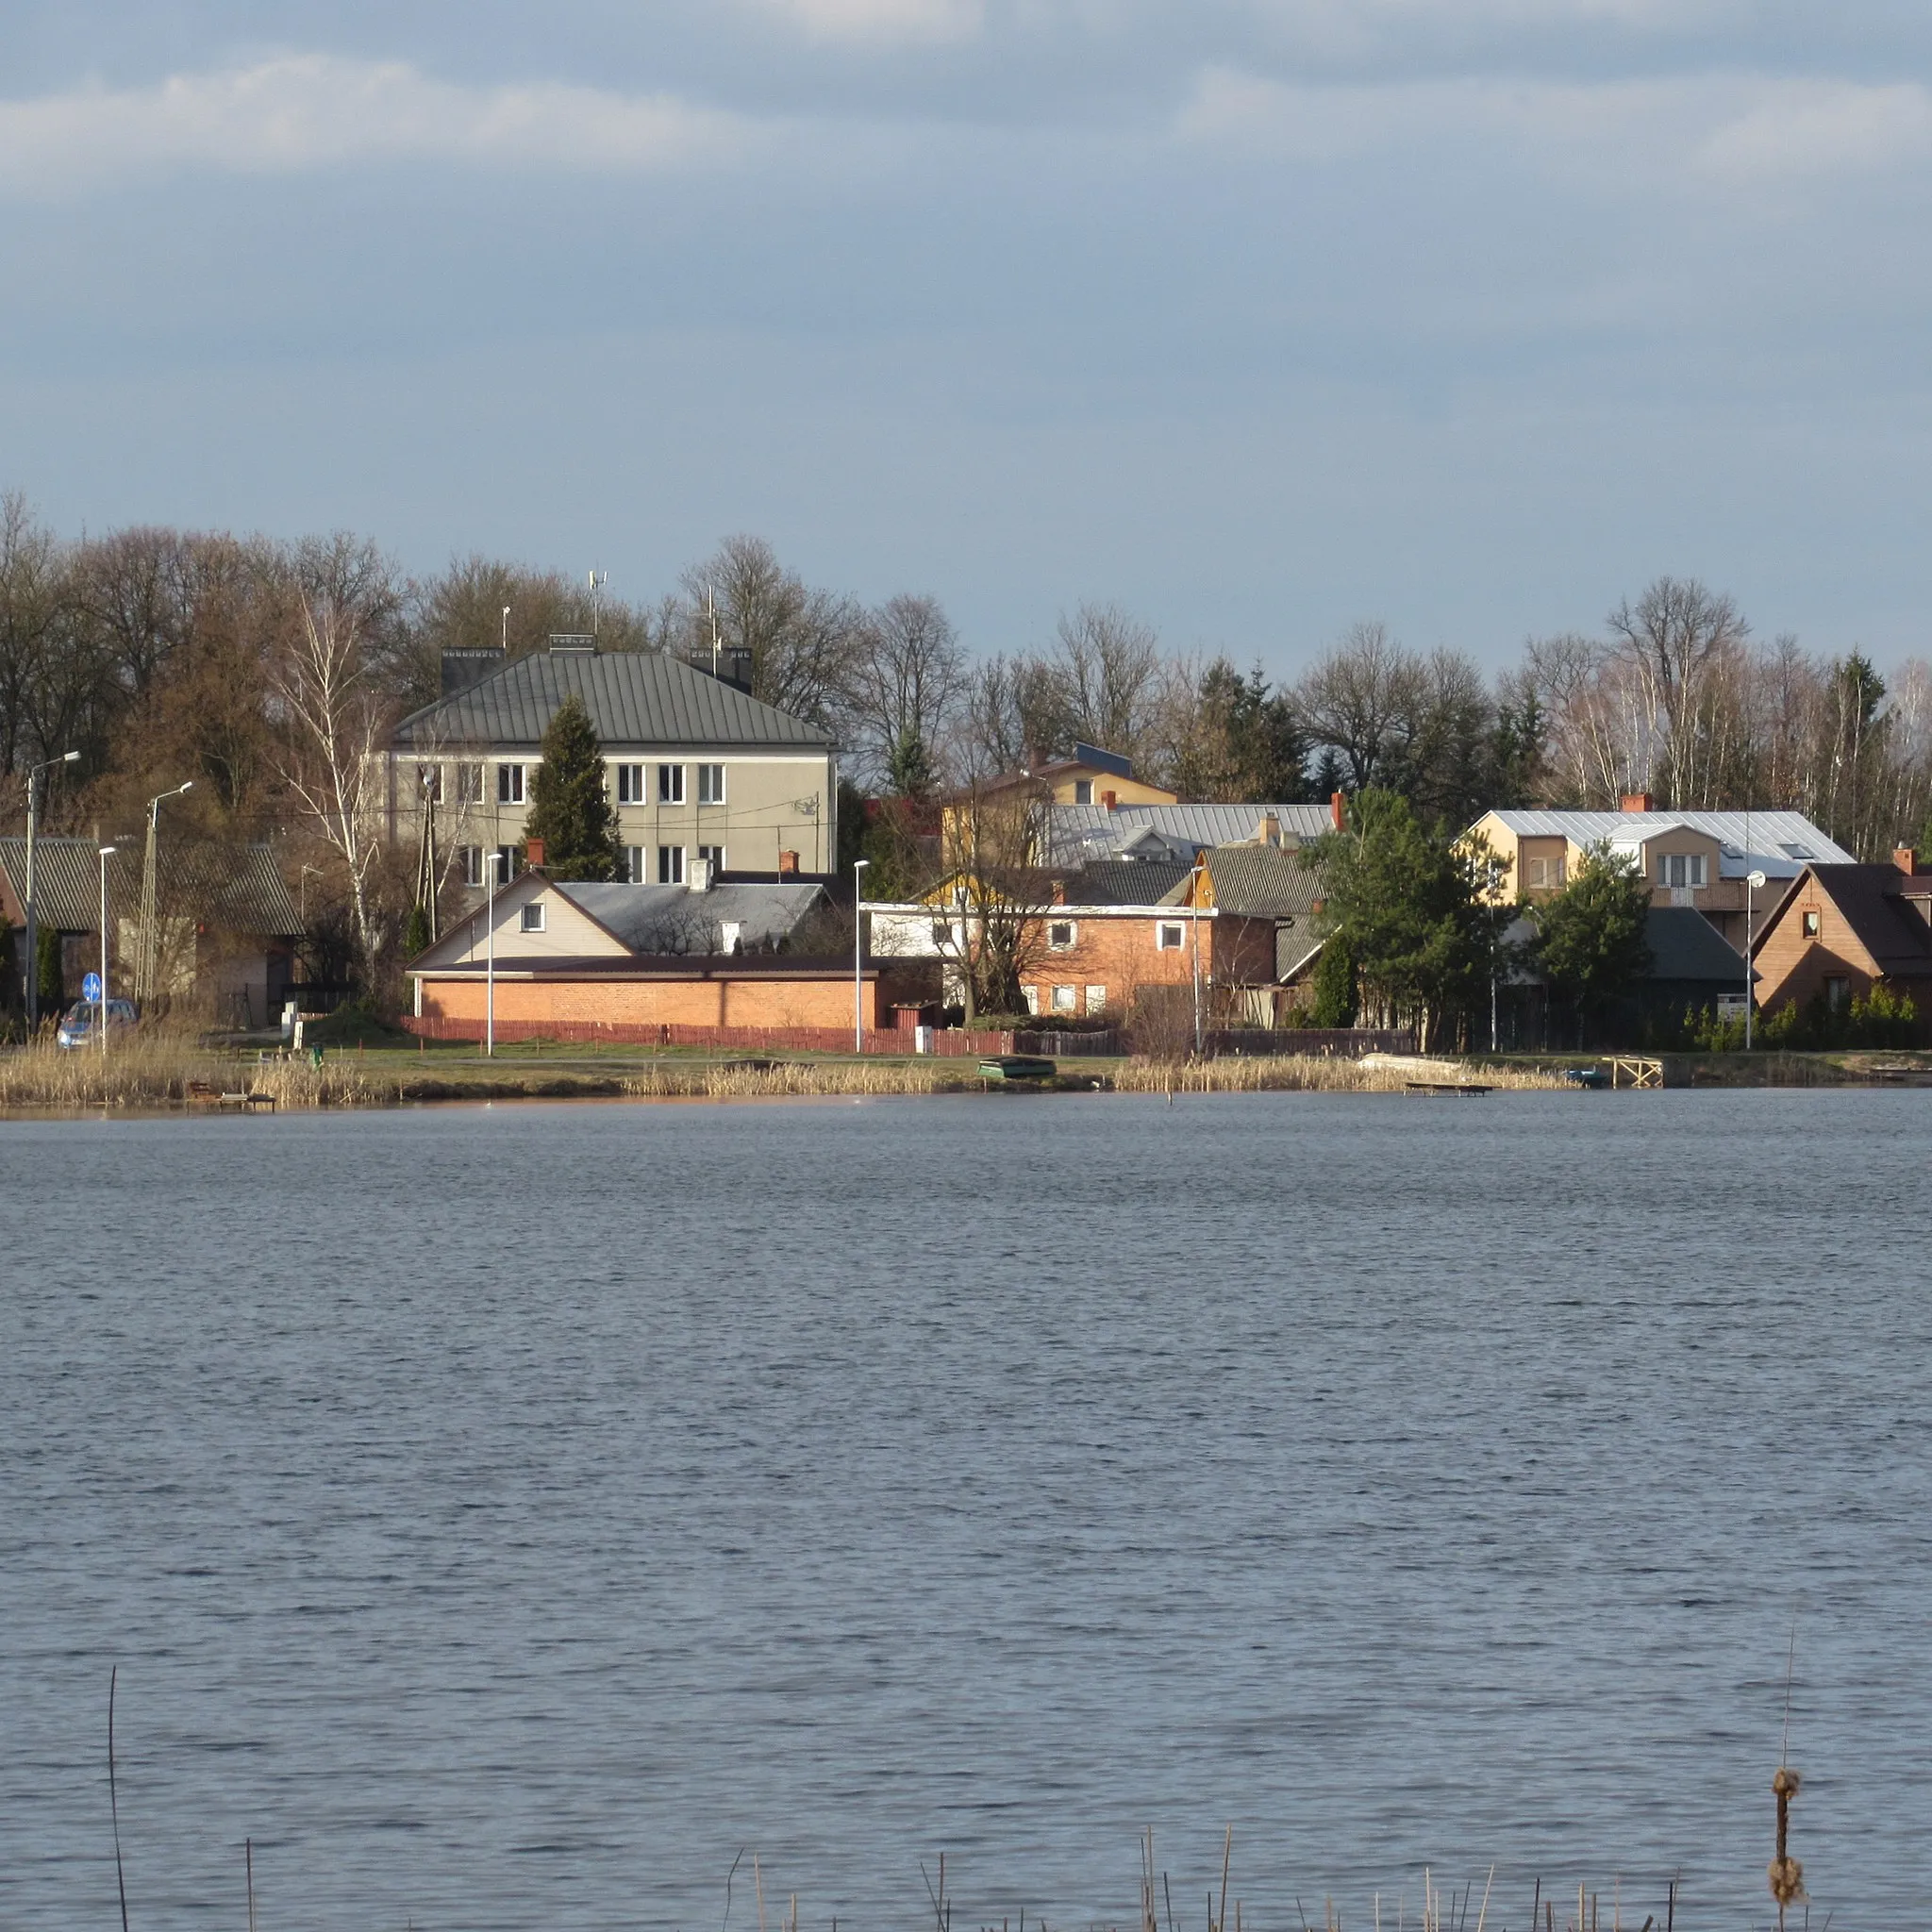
[
  {"x1": 1466, "y1": 798, "x2": 1854, "y2": 949},
  {"x1": 941, "y1": 743, "x2": 1176, "y2": 867}
]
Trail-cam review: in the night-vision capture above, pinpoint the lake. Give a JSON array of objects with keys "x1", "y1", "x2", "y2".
[{"x1": 2, "y1": 1090, "x2": 1927, "y2": 1930}]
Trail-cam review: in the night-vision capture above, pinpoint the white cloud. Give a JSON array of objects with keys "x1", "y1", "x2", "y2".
[
  {"x1": 750, "y1": 0, "x2": 985, "y2": 44},
  {"x1": 1176, "y1": 63, "x2": 1932, "y2": 189},
  {"x1": 0, "y1": 57, "x2": 755, "y2": 194}
]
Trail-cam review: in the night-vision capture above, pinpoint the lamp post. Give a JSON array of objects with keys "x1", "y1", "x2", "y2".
[
  {"x1": 139, "y1": 780, "x2": 193, "y2": 1007},
  {"x1": 1745, "y1": 868, "x2": 1767, "y2": 1049},
  {"x1": 24, "y1": 748, "x2": 80, "y2": 1029},
  {"x1": 1190, "y1": 855, "x2": 1206, "y2": 1058},
  {"x1": 486, "y1": 847, "x2": 502, "y2": 1057},
  {"x1": 97, "y1": 845, "x2": 117, "y2": 1059},
  {"x1": 852, "y1": 858, "x2": 871, "y2": 1054}
]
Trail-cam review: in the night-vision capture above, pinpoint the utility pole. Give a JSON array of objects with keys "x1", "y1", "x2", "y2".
[
  {"x1": 97, "y1": 844, "x2": 117, "y2": 1058},
  {"x1": 1190, "y1": 856, "x2": 1207, "y2": 1058},
  {"x1": 852, "y1": 858, "x2": 871, "y2": 1054},
  {"x1": 24, "y1": 748, "x2": 79, "y2": 1028},
  {"x1": 139, "y1": 780, "x2": 192, "y2": 1007}
]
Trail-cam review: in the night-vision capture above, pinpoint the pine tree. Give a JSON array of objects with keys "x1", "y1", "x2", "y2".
[{"x1": 524, "y1": 693, "x2": 625, "y2": 881}]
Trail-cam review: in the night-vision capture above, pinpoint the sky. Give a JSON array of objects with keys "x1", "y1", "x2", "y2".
[{"x1": 3, "y1": 2, "x2": 1930, "y2": 679}]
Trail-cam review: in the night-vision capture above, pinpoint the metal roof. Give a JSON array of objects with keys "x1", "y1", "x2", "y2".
[
  {"x1": 1483, "y1": 808, "x2": 1853, "y2": 876},
  {"x1": 558, "y1": 879, "x2": 827, "y2": 955},
  {"x1": 391, "y1": 648, "x2": 836, "y2": 753},
  {"x1": 1045, "y1": 802, "x2": 1333, "y2": 862},
  {"x1": 1187, "y1": 844, "x2": 1324, "y2": 920},
  {"x1": 1061, "y1": 860, "x2": 1192, "y2": 906},
  {"x1": 0, "y1": 838, "x2": 300, "y2": 937}
]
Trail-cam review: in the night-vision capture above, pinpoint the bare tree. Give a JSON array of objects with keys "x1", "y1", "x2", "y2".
[
  {"x1": 1050, "y1": 603, "x2": 1162, "y2": 759},
  {"x1": 846, "y1": 592, "x2": 965, "y2": 793},
  {"x1": 1296, "y1": 621, "x2": 1424, "y2": 791},
  {"x1": 0, "y1": 493, "x2": 67, "y2": 778},
  {"x1": 273, "y1": 598, "x2": 391, "y2": 990}
]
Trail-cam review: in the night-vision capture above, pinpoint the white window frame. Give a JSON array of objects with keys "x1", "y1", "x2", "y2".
[
  {"x1": 462, "y1": 845, "x2": 484, "y2": 888},
  {"x1": 1073, "y1": 778, "x2": 1093, "y2": 805},
  {"x1": 456, "y1": 762, "x2": 484, "y2": 805},
  {"x1": 520, "y1": 902, "x2": 545, "y2": 934},
  {"x1": 658, "y1": 763, "x2": 686, "y2": 805},
  {"x1": 1085, "y1": 985, "x2": 1107, "y2": 1013},
  {"x1": 497, "y1": 763, "x2": 525, "y2": 805},
  {"x1": 658, "y1": 844, "x2": 686, "y2": 884},
  {"x1": 697, "y1": 762, "x2": 726, "y2": 806},
  {"x1": 697, "y1": 843, "x2": 726, "y2": 873},
  {"x1": 1050, "y1": 983, "x2": 1077, "y2": 1013},
  {"x1": 494, "y1": 845, "x2": 518, "y2": 885},
  {"x1": 1047, "y1": 919, "x2": 1076, "y2": 951},
  {"x1": 625, "y1": 845, "x2": 645, "y2": 884},
  {"x1": 615, "y1": 762, "x2": 646, "y2": 805},
  {"x1": 1157, "y1": 921, "x2": 1185, "y2": 951}
]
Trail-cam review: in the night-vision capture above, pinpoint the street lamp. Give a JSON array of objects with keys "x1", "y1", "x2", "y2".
[
  {"x1": 486, "y1": 847, "x2": 502, "y2": 1057},
  {"x1": 1745, "y1": 868, "x2": 1767, "y2": 1050},
  {"x1": 1189, "y1": 855, "x2": 1207, "y2": 1058},
  {"x1": 97, "y1": 845, "x2": 117, "y2": 1059},
  {"x1": 852, "y1": 858, "x2": 871, "y2": 1054},
  {"x1": 24, "y1": 748, "x2": 80, "y2": 1029},
  {"x1": 139, "y1": 780, "x2": 193, "y2": 1007}
]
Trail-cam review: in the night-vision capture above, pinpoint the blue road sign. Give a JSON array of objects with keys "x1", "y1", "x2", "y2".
[{"x1": 81, "y1": 971, "x2": 103, "y2": 1004}]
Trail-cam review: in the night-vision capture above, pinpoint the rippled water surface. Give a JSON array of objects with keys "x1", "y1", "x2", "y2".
[{"x1": 4, "y1": 1090, "x2": 1929, "y2": 1930}]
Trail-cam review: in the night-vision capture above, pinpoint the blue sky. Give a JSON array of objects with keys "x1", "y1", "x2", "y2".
[{"x1": 4, "y1": 2, "x2": 1930, "y2": 676}]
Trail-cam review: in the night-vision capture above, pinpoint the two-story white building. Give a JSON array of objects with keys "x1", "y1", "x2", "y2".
[{"x1": 385, "y1": 641, "x2": 840, "y2": 892}]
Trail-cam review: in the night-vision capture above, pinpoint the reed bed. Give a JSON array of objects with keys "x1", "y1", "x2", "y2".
[{"x1": 1109, "y1": 1054, "x2": 1569, "y2": 1094}]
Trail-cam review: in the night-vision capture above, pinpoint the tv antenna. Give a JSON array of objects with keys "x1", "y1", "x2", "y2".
[{"x1": 588, "y1": 569, "x2": 607, "y2": 637}]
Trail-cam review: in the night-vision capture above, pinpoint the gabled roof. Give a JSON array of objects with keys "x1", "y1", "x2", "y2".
[
  {"x1": 1177, "y1": 844, "x2": 1323, "y2": 920},
  {"x1": 1481, "y1": 808, "x2": 1854, "y2": 877},
  {"x1": 390, "y1": 648, "x2": 836, "y2": 753},
  {"x1": 1045, "y1": 802, "x2": 1334, "y2": 863},
  {"x1": 1062, "y1": 860, "x2": 1192, "y2": 906},
  {"x1": 1761, "y1": 863, "x2": 1932, "y2": 975},
  {"x1": 556, "y1": 880, "x2": 826, "y2": 954},
  {"x1": 1643, "y1": 907, "x2": 1750, "y2": 984},
  {"x1": 0, "y1": 838, "x2": 300, "y2": 938}
]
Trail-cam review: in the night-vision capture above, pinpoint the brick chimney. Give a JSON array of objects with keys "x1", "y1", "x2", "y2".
[
  {"x1": 1257, "y1": 811, "x2": 1281, "y2": 847},
  {"x1": 1102, "y1": 789, "x2": 1117, "y2": 810},
  {"x1": 524, "y1": 837, "x2": 545, "y2": 868},
  {"x1": 1330, "y1": 791, "x2": 1346, "y2": 832},
  {"x1": 778, "y1": 849, "x2": 799, "y2": 877},
  {"x1": 1895, "y1": 845, "x2": 1921, "y2": 874},
  {"x1": 1619, "y1": 791, "x2": 1655, "y2": 813}
]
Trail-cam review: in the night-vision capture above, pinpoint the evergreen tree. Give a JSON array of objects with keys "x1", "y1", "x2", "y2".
[
  {"x1": 1532, "y1": 842, "x2": 1653, "y2": 1044},
  {"x1": 402, "y1": 903, "x2": 432, "y2": 959},
  {"x1": 1310, "y1": 789, "x2": 1512, "y2": 1048},
  {"x1": 36, "y1": 924, "x2": 63, "y2": 1013},
  {"x1": 524, "y1": 693, "x2": 625, "y2": 881},
  {"x1": 1307, "y1": 933, "x2": 1357, "y2": 1027}
]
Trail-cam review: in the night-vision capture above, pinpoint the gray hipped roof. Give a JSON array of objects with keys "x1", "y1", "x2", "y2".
[
  {"x1": 558, "y1": 879, "x2": 826, "y2": 955},
  {"x1": 0, "y1": 838, "x2": 301, "y2": 938},
  {"x1": 391, "y1": 649, "x2": 836, "y2": 753},
  {"x1": 1045, "y1": 802, "x2": 1334, "y2": 863}
]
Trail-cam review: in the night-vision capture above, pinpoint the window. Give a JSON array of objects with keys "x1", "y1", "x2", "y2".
[
  {"x1": 625, "y1": 846, "x2": 645, "y2": 884},
  {"x1": 658, "y1": 763, "x2": 685, "y2": 804},
  {"x1": 1659, "y1": 853, "x2": 1708, "y2": 889},
  {"x1": 658, "y1": 844, "x2": 685, "y2": 884},
  {"x1": 1157, "y1": 922, "x2": 1185, "y2": 951},
  {"x1": 1803, "y1": 909, "x2": 1821, "y2": 938},
  {"x1": 520, "y1": 903, "x2": 545, "y2": 933},
  {"x1": 461, "y1": 845, "x2": 484, "y2": 888},
  {"x1": 456, "y1": 762, "x2": 484, "y2": 804},
  {"x1": 930, "y1": 920, "x2": 952, "y2": 948},
  {"x1": 1047, "y1": 920, "x2": 1076, "y2": 950},
  {"x1": 1074, "y1": 779, "x2": 1093, "y2": 805},
  {"x1": 697, "y1": 763, "x2": 726, "y2": 805},
  {"x1": 1051, "y1": 984, "x2": 1077, "y2": 1013},
  {"x1": 1023, "y1": 985, "x2": 1041, "y2": 1014},
  {"x1": 697, "y1": 844, "x2": 726, "y2": 873},
  {"x1": 615, "y1": 762, "x2": 646, "y2": 805},
  {"x1": 494, "y1": 845, "x2": 518, "y2": 886},
  {"x1": 1825, "y1": 974, "x2": 1850, "y2": 1012},
  {"x1": 416, "y1": 763, "x2": 441, "y2": 803},
  {"x1": 1527, "y1": 856, "x2": 1547, "y2": 888},
  {"x1": 497, "y1": 763, "x2": 525, "y2": 805},
  {"x1": 1086, "y1": 985, "x2": 1107, "y2": 1013}
]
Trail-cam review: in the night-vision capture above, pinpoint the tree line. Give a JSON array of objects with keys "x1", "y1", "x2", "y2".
[{"x1": 5, "y1": 490, "x2": 1930, "y2": 998}]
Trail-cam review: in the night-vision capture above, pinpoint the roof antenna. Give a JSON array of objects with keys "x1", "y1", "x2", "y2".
[{"x1": 588, "y1": 570, "x2": 607, "y2": 639}]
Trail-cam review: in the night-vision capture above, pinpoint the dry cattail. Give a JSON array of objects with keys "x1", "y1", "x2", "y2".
[{"x1": 1770, "y1": 1764, "x2": 1806, "y2": 1916}]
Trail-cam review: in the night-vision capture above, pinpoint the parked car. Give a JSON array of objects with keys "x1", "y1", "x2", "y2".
[{"x1": 56, "y1": 998, "x2": 139, "y2": 1050}]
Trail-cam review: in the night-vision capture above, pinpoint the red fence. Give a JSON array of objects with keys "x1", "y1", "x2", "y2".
[{"x1": 402, "y1": 1014, "x2": 1018, "y2": 1055}]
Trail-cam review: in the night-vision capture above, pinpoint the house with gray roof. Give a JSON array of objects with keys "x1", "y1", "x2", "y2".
[
  {"x1": 1044, "y1": 800, "x2": 1340, "y2": 865},
  {"x1": 385, "y1": 641, "x2": 841, "y2": 896}
]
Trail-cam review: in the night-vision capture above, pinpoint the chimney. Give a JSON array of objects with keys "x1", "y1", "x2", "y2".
[
  {"x1": 688, "y1": 857, "x2": 712, "y2": 892},
  {"x1": 1257, "y1": 811, "x2": 1280, "y2": 847},
  {"x1": 524, "y1": 837, "x2": 545, "y2": 868},
  {"x1": 1330, "y1": 791, "x2": 1346, "y2": 832},
  {"x1": 778, "y1": 849, "x2": 799, "y2": 877},
  {"x1": 1620, "y1": 791, "x2": 1655, "y2": 813},
  {"x1": 1895, "y1": 846, "x2": 1920, "y2": 875},
  {"x1": 1102, "y1": 789, "x2": 1117, "y2": 810}
]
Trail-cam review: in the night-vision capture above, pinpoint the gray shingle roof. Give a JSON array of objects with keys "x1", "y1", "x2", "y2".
[
  {"x1": 558, "y1": 880, "x2": 827, "y2": 955},
  {"x1": 0, "y1": 838, "x2": 300, "y2": 937},
  {"x1": 1643, "y1": 907, "x2": 1749, "y2": 984},
  {"x1": 391, "y1": 649, "x2": 836, "y2": 753},
  {"x1": 1060, "y1": 860, "x2": 1192, "y2": 906},
  {"x1": 1190, "y1": 844, "x2": 1324, "y2": 919}
]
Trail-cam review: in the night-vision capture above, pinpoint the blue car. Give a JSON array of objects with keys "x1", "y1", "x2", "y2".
[{"x1": 56, "y1": 998, "x2": 140, "y2": 1050}]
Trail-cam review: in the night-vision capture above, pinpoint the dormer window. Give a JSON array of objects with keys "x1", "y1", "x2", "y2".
[
  {"x1": 1658, "y1": 853, "x2": 1707, "y2": 888},
  {"x1": 1074, "y1": 779, "x2": 1093, "y2": 805}
]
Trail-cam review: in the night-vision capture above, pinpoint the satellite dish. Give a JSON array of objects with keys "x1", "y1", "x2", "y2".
[{"x1": 1747, "y1": 870, "x2": 1768, "y2": 890}]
